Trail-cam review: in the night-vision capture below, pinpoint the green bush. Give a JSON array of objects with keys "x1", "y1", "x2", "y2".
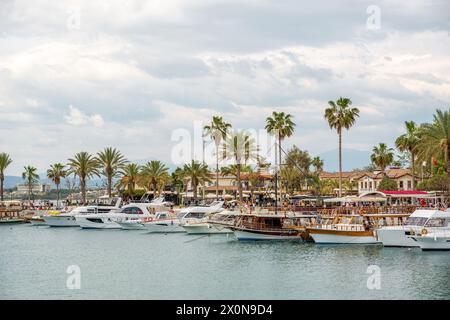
[
  {"x1": 377, "y1": 176, "x2": 398, "y2": 191},
  {"x1": 417, "y1": 174, "x2": 448, "y2": 192}
]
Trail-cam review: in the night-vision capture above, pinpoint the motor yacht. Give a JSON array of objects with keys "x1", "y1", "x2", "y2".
[
  {"x1": 75, "y1": 203, "x2": 156, "y2": 229},
  {"x1": 411, "y1": 230, "x2": 450, "y2": 251},
  {"x1": 143, "y1": 212, "x2": 184, "y2": 233},
  {"x1": 179, "y1": 201, "x2": 225, "y2": 226},
  {"x1": 377, "y1": 209, "x2": 450, "y2": 247},
  {"x1": 43, "y1": 197, "x2": 123, "y2": 227},
  {"x1": 183, "y1": 211, "x2": 236, "y2": 235}
]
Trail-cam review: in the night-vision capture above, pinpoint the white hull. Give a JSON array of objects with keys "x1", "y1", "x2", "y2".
[
  {"x1": 43, "y1": 215, "x2": 79, "y2": 227},
  {"x1": 311, "y1": 233, "x2": 380, "y2": 244},
  {"x1": 376, "y1": 227, "x2": 420, "y2": 247},
  {"x1": 116, "y1": 221, "x2": 146, "y2": 230},
  {"x1": 30, "y1": 219, "x2": 47, "y2": 226},
  {"x1": 76, "y1": 217, "x2": 121, "y2": 229},
  {"x1": 234, "y1": 230, "x2": 303, "y2": 241},
  {"x1": 183, "y1": 223, "x2": 233, "y2": 235},
  {"x1": 413, "y1": 235, "x2": 450, "y2": 251},
  {"x1": 144, "y1": 221, "x2": 185, "y2": 233}
]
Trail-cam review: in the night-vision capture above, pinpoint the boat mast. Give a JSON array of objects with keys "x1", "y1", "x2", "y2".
[{"x1": 274, "y1": 138, "x2": 278, "y2": 215}]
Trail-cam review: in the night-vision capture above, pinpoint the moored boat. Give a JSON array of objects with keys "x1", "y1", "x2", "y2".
[
  {"x1": 143, "y1": 212, "x2": 184, "y2": 233},
  {"x1": 183, "y1": 211, "x2": 236, "y2": 235},
  {"x1": 411, "y1": 230, "x2": 450, "y2": 251}
]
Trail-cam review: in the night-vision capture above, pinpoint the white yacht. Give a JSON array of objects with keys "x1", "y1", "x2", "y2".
[
  {"x1": 143, "y1": 212, "x2": 184, "y2": 233},
  {"x1": 179, "y1": 201, "x2": 225, "y2": 226},
  {"x1": 377, "y1": 209, "x2": 450, "y2": 247},
  {"x1": 183, "y1": 211, "x2": 236, "y2": 235},
  {"x1": 43, "y1": 197, "x2": 122, "y2": 227},
  {"x1": 75, "y1": 203, "x2": 156, "y2": 229}
]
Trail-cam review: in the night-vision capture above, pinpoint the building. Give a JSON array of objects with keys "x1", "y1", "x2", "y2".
[{"x1": 16, "y1": 183, "x2": 53, "y2": 194}]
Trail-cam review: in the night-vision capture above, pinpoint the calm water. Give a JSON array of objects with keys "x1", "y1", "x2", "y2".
[{"x1": 0, "y1": 224, "x2": 449, "y2": 300}]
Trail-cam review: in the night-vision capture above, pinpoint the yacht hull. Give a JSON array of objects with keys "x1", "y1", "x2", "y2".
[
  {"x1": 144, "y1": 221, "x2": 185, "y2": 233},
  {"x1": 309, "y1": 229, "x2": 380, "y2": 244},
  {"x1": 76, "y1": 216, "x2": 121, "y2": 229},
  {"x1": 376, "y1": 227, "x2": 420, "y2": 247},
  {"x1": 116, "y1": 221, "x2": 146, "y2": 230},
  {"x1": 413, "y1": 236, "x2": 450, "y2": 251},
  {"x1": 183, "y1": 223, "x2": 233, "y2": 235},
  {"x1": 43, "y1": 215, "x2": 79, "y2": 227}
]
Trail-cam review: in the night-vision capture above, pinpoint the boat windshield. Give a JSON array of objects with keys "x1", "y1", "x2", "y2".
[
  {"x1": 405, "y1": 217, "x2": 428, "y2": 226},
  {"x1": 425, "y1": 218, "x2": 450, "y2": 228},
  {"x1": 184, "y1": 212, "x2": 206, "y2": 219}
]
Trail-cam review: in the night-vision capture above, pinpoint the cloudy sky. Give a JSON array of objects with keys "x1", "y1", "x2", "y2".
[{"x1": 0, "y1": 0, "x2": 449, "y2": 175}]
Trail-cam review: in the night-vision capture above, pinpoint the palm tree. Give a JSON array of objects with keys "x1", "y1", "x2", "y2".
[
  {"x1": 311, "y1": 156, "x2": 324, "y2": 174},
  {"x1": 140, "y1": 161, "x2": 169, "y2": 197},
  {"x1": 222, "y1": 130, "x2": 258, "y2": 201},
  {"x1": 67, "y1": 152, "x2": 101, "y2": 205},
  {"x1": 96, "y1": 147, "x2": 127, "y2": 197},
  {"x1": 182, "y1": 160, "x2": 211, "y2": 201},
  {"x1": 265, "y1": 111, "x2": 296, "y2": 206},
  {"x1": 395, "y1": 121, "x2": 419, "y2": 189},
  {"x1": 22, "y1": 166, "x2": 39, "y2": 202},
  {"x1": 47, "y1": 163, "x2": 67, "y2": 208},
  {"x1": 324, "y1": 97, "x2": 360, "y2": 197},
  {"x1": 0, "y1": 153, "x2": 13, "y2": 201},
  {"x1": 371, "y1": 143, "x2": 394, "y2": 175},
  {"x1": 417, "y1": 109, "x2": 450, "y2": 192},
  {"x1": 204, "y1": 116, "x2": 232, "y2": 200},
  {"x1": 118, "y1": 163, "x2": 140, "y2": 199}
]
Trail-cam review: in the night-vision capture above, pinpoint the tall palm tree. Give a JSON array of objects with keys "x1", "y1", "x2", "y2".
[
  {"x1": 0, "y1": 153, "x2": 13, "y2": 201},
  {"x1": 96, "y1": 147, "x2": 127, "y2": 197},
  {"x1": 222, "y1": 130, "x2": 258, "y2": 201},
  {"x1": 395, "y1": 121, "x2": 419, "y2": 189},
  {"x1": 371, "y1": 143, "x2": 394, "y2": 175},
  {"x1": 182, "y1": 160, "x2": 211, "y2": 201},
  {"x1": 417, "y1": 109, "x2": 450, "y2": 192},
  {"x1": 265, "y1": 111, "x2": 296, "y2": 206},
  {"x1": 22, "y1": 166, "x2": 39, "y2": 202},
  {"x1": 67, "y1": 152, "x2": 101, "y2": 205},
  {"x1": 47, "y1": 163, "x2": 67, "y2": 208},
  {"x1": 204, "y1": 116, "x2": 232, "y2": 200},
  {"x1": 118, "y1": 163, "x2": 140, "y2": 199},
  {"x1": 324, "y1": 97, "x2": 360, "y2": 197},
  {"x1": 140, "y1": 160, "x2": 169, "y2": 197},
  {"x1": 311, "y1": 156, "x2": 324, "y2": 174}
]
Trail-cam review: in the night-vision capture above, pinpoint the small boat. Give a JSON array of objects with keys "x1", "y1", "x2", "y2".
[
  {"x1": 143, "y1": 212, "x2": 184, "y2": 233},
  {"x1": 29, "y1": 215, "x2": 47, "y2": 226},
  {"x1": 183, "y1": 211, "x2": 236, "y2": 235},
  {"x1": 377, "y1": 209, "x2": 450, "y2": 247},
  {"x1": 230, "y1": 212, "x2": 315, "y2": 241},
  {"x1": 179, "y1": 201, "x2": 225, "y2": 226},
  {"x1": 411, "y1": 230, "x2": 450, "y2": 251},
  {"x1": 0, "y1": 218, "x2": 25, "y2": 225}
]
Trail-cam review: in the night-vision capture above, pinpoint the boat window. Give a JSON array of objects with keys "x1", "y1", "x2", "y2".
[
  {"x1": 425, "y1": 218, "x2": 450, "y2": 228},
  {"x1": 185, "y1": 212, "x2": 206, "y2": 219},
  {"x1": 405, "y1": 217, "x2": 428, "y2": 226},
  {"x1": 122, "y1": 207, "x2": 143, "y2": 215}
]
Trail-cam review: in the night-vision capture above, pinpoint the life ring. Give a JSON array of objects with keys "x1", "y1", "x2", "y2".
[{"x1": 421, "y1": 228, "x2": 428, "y2": 235}]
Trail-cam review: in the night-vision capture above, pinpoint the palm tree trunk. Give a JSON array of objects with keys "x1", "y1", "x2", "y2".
[
  {"x1": 338, "y1": 131, "x2": 343, "y2": 197},
  {"x1": 81, "y1": 176, "x2": 86, "y2": 205},
  {"x1": 279, "y1": 136, "x2": 283, "y2": 209},
  {"x1": 237, "y1": 163, "x2": 242, "y2": 201},
  {"x1": 56, "y1": 183, "x2": 60, "y2": 208},
  {"x1": 193, "y1": 182, "x2": 198, "y2": 201},
  {"x1": 411, "y1": 152, "x2": 415, "y2": 190},
  {"x1": 0, "y1": 175, "x2": 4, "y2": 202},
  {"x1": 216, "y1": 145, "x2": 219, "y2": 200},
  {"x1": 108, "y1": 174, "x2": 112, "y2": 197}
]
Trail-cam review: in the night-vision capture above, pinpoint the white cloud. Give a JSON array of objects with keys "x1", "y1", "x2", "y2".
[{"x1": 64, "y1": 105, "x2": 104, "y2": 127}]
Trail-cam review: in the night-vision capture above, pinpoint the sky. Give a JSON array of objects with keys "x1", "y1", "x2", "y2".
[{"x1": 0, "y1": 0, "x2": 449, "y2": 175}]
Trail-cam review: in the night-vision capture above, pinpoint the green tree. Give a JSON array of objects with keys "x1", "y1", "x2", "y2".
[
  {"x1": 417, "y1": 109, "x2": 450, "y2": 193},
  {"x1": 222, "y1": 130, "x2": 258, "y2": 201},
  {"x1": 140, "y1": 160, "x2": 169, "y2": 197},
  {"x1": 67, "y1": 152, "x2": 101, "y2": 205},
  {"x1": 47, "y1": 163, "x2": 67, "y2": 207},
  {"x1": 324, "y1": 97, "x2": 360, "y2": 197},
  {"x1": 395, "y1": 121, "x2": 419, "y2": 189},
  {"x1": 311, "y1": 156, "x2": 324, "y2": 174},
  {"x1": 118, "y1": 163, "x2": 141, "y2": 199},
  {"x1": 0, "y1": 153, "x2": 13, "y2": 201},
  {"x1": 265, "y1": 111, "x2": 296, "y2": 205},
  {"x1": 204, "y1": 116, "x2": 232, "y2": 200},
  {"x1": 371, "y1": 143, "x2": 394, "y2": 175},
  {"x1": 182, "y1": 160, "x2": 211, "y2": 201},
  {"x1": 22, "y1": 166, "x2": 39, "y2": 202},
  {"x1": 96, "y1": 147, "x2": 127, "y2": 197},
  {"x1": 377, "y1": 176, "x2": 398, "y2": 191}
]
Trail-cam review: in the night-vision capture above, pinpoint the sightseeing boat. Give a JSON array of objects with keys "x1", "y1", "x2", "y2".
[
  {"x1": 230, "y1": 212, "x2": 317, "y2": 241},
  {"x1": 377, "y1": 209, "x2": 450, "y2": 247}
]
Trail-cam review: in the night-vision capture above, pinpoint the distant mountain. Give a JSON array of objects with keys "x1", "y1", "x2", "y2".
[
  {"x1": 3, "y1": 176, "x2": 23, "y2": 189},
  {"x1": 3, "y1": 175, "x2": 108, "y2": 189},
  {"x1": 319, "y1": 148, "x2": 371, "y2": 172}
]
